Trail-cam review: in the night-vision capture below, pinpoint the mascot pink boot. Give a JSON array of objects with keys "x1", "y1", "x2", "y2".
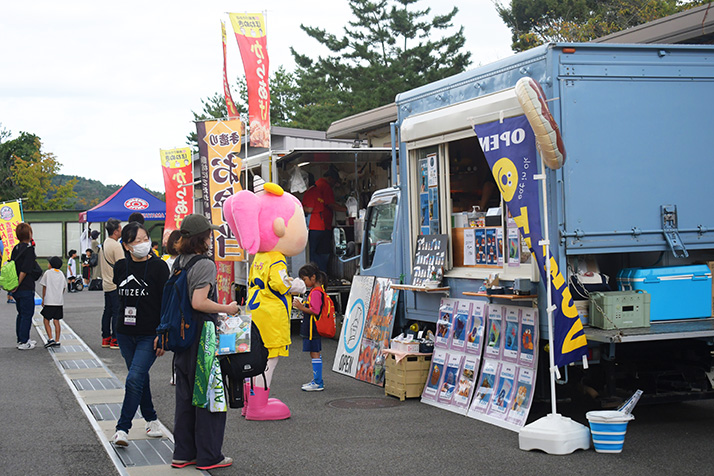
[{"x1": 223, "y1": 177, "x2": 308, "y2": 421}]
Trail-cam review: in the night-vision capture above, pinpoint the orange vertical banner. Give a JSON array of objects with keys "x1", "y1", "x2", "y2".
[
  {"x1": 160, "y1": 147, "x2": 194, "y2": 233},
  {"x1": 221, "y1": 20, "x2": 239, "y2": 120},
  {"x1": 195, "y1": 119, "x2": 244, "y2": 261},
  {"x1": 229, "y1": 12, "x2": 270, "y2": 148}
]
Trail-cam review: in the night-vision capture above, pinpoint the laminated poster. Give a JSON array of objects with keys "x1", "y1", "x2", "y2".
[
  {"x1": 502, "y1": 306, "x2": 521, "y2": 363},
  {"x1": 496, "y1": 228, "x2": 504, "y2": 267},
  {"x1": 487, "y1": 362, "x2": 517, "y2": 418},
  {"x1": 484, "y1": 305, "x2": 504, "y2": 360},
  {"x1": 508, "y1": 227, "x2": 520, "y2": 267},
  {"x1": 453, "y1": 355, "x2": 480, "y2": 408},
  {"x1": 506, "y1": 367, "x2": 536, "y2": 427},
  {"x1": 449, "y1": 300, "x2": 471, "y2": 351},
  {"x1": 435, "y1": 298, "x2": 456, "y2": 349},
  {"x1": 419, "y1": 158, "x2": 428, "y2": 193},
  {"x1": 469, "y1": 359, "x2": 500, "y2": 414},
  {"x1": 422, "y1": 350, "x2": 447, "y2": 401},
  {"x1": 427, "y1": 153, "x2": 438, "y2": 187},
  {"x1": 438, "y1": 353, "x2": 464, "y2": 404},
  {"x1": 475, "y1": 228, "x2": 486, "y2": 265},
  {"x1": 333, "y1": 276, "x2": 375, "y2": 378},
  {"x1": 463, "y1": 228, "x2": 476, "y2": 266},
  {"x1": 465, "y1": 301, "x2": 486, "y2": 355},
  {"x1": 486, "y1": 228, "x2": 497, "y2": 265},
  {"x1": 356, "y1": 278, "x2": 399, "y2": 385},
  {"x1": 518, "y1": 309, "x2": 538, "y2": 368}
]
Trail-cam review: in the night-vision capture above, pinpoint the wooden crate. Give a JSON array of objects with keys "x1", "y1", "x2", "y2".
[{"x1": 384, "y1": 353, "x2": 431, "y2": 401}]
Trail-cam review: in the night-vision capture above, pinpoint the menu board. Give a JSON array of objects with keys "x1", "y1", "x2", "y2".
[{"x1": 411, "y1": 234, "x2": 448, "y2": 287}]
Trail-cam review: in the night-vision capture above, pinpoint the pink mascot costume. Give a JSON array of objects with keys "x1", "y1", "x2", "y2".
[{"x1": 223, "y1": 178, "x2": 307, "y2": 421}]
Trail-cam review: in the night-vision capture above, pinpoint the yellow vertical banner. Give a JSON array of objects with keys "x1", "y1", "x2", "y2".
[
  {"x1": 195, "y1": 119, "x2": 245, "y2": 261},
  {"x1": 0, "y1": 200, "x2": 24, "y2": 263}
]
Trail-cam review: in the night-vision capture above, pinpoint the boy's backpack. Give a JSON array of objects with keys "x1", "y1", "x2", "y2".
[
  {"x1": 156, "y1": 255, "x2": 211, "y2": 352},
  {"x1": 219, "y1": 321, "x2": 269, "y2": 409},
  {"x1": 313, "y1": 286, "x2": 336, "y2": 338}
]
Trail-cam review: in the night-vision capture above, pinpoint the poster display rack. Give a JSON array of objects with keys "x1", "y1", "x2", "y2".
[{"x1": 421, "y1": 297, "x2": 539, "y2": 432}]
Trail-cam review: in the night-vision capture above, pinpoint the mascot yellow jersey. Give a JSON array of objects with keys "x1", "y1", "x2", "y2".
[{"x1": 248, "y1": 250, "x2": 292, "y2": 350}]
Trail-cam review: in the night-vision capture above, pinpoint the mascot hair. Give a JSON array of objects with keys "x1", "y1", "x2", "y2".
[{"x1": 223, "y1": 189, "x2": 302, "y2": 255}]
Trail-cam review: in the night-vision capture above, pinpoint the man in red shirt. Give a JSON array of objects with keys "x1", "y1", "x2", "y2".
[{"x1": 302, "y1": 166, "x2": 346, "y2": 272}]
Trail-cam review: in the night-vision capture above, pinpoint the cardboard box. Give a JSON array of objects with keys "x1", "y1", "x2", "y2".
[{"x1": 390, "y1": 339, "x2": 420, "y2": 354}]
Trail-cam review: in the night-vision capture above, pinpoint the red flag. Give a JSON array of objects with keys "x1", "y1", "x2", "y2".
[
  {"x1": 229, "y1": 13, "x2": 270, "y2": 148},
  {"x1": 160, "y1": 148, "x2": 194, "y2": 232},
  {"x1": 221, "y1": 21, "x2": 239, "y2": 120}
]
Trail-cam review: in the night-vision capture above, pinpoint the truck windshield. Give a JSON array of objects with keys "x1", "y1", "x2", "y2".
[{"x1": 364, "y1": 197, "x2": 397, "y2": 269}]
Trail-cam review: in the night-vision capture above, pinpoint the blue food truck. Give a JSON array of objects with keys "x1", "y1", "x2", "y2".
[{"x1": 356, "y1": 42, "x2": 714, "y2": 405}]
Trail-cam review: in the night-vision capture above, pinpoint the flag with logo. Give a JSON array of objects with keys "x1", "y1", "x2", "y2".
[
  {"x1": 228, "y1": 12, "x2": 270, "y2": 148},
  {"x1": 0, "y1": 200, "x2": 23, "y2": 263},
  {"x1": 195, "y1": 119, "x2": 244, "y2": 261},
  {"x1": 160, "y1": 147, "x2": 194, "y2": 233},
  {"x1": 221, "y1": 20, "x2": 239, "y2": 119},
  {"x1": 474, "y1": 115, "x2": 587, "y2": 367}
]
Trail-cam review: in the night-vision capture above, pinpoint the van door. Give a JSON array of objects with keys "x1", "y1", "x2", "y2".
[{"x1": 360, "y1": 188, "x2": 400, "y2": 278}]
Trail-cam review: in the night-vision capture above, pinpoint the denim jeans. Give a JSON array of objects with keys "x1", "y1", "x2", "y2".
[
  {"x1": 101, "y1": 290, "x2": 120, "y2": 339},
  {"x1": 14, "y1": 289, "x2": 35, "y2": 344},
  {"x1": 116, "y1": 333, "x2": 158, "y2": 432}
]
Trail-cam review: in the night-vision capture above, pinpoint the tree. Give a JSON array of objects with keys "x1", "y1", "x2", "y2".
[
  {"x1": 496, "y1": 0, "x2": 711, "y2": 52},
  {"x1": 290, "y1": 0, "x2": 472, "y2": 130},
  {"x1": 0, "y1": 131, "x2": 43, "y2": 202},
  {"x1": 5, "y1": 134, "x2": 78, "y2": 210},
  {"x1": 186, "y1": 66, "x2": 300, "y2": 149}
]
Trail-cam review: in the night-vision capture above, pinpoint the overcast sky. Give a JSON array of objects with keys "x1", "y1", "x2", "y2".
[{"x1": 1, "y1": 1, "x2": 513, "y2": 192}]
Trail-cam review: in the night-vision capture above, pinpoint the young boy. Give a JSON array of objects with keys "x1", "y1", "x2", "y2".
[
  {"x1": 66, "y1": 249, "x2": 78, "y2": 292},
  {"x1": 39, "y1": 256, "x2": 66, "y2": 347}
]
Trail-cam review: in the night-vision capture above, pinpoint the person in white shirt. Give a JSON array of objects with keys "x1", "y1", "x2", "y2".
[
  {"x1": 66, "y1": 249, "x2": 78, "y2": 292},
  {"x1": 39, "y1": 256, "x2": 67, "y2": 347}
]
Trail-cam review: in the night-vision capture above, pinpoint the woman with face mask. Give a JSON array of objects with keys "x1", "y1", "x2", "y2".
[{"x1": 110, "y1": 221, "x2": 170, "y2": 447}]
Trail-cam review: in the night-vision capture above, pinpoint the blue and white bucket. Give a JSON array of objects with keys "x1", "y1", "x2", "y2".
[{"x1": 586, "y1": 410, "x2": 634, "y2": 453}]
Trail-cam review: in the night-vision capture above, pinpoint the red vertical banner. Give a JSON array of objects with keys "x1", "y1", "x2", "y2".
[
  {"x1": 229, "y1": 12, "x2": 270, "y2": 148},
  {"x1": 221, "y1": 20, "x2": 239, "y2": 119},
  {"x1": 216, "y1": 260, "x2": 235, "y2": 305},
  {"x1": 160, "y1": 147, "x2": 194, "y2": 232}
]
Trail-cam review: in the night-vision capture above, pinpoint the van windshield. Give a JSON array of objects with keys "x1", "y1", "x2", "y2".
[{"x1": 364, "y1": 197, "x2": 397, "y2": 269}]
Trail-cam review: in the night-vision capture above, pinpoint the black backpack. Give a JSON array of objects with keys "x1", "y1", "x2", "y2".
[
  {"x1": 156, "y1": 255, "x2": 211, "y2": 352},
  {"x1": 219, "y1": 322, "x2": 269, "y2": 408}
]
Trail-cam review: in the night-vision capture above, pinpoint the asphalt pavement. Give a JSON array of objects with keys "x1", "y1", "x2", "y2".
[{"x1": 2, "y1": 289, "x2": 714, "y2": 476}]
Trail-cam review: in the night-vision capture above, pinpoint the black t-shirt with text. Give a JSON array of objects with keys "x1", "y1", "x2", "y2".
[{"x1": 113, "y1": 255, "x2": 169, "y2": 336}]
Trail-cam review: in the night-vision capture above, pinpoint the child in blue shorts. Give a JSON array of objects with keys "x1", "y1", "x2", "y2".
[{"x1": 292, "y1": 263, "x2": 327, "y2": 392}]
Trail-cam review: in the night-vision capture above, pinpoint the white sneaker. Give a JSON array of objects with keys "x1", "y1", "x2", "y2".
[
  {"x1": 145, "y1": 420, "x2": 163, "y2": 438},
  {"x1": 302, "y1": 381, "x2": 324, "y2": 392},
  {"x1": 112, "y1": 430, "x2": 129, "y2": 447},
  {"x1": 17, "y1": 341, "x2": 36, "y2": 350},
  {"x1": 28, "y1": 339, "x2": 37, "y2": 346}
]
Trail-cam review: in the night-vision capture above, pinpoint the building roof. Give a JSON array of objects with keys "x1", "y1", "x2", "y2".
[{"x1": 326, "y1": 103, "x2": 397, "y2": 139}]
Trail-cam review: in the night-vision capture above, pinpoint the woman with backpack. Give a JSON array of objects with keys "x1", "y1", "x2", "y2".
[
  {"x1": 156, "y1": 214, "x2": 238, "y2": 471},
  {"x1": 111, "y1": 222, "x2": 169, "y2": 447},
  {"x1": 10, "y1": 223, "x2": 41, "y2": 350}
]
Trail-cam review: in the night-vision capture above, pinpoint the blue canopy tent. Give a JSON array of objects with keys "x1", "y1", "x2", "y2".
[{"x1": 79, "y1": 179, "x2": 165, "y2": 223}]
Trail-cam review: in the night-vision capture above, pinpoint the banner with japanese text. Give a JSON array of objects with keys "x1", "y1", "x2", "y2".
[
  {"x1": 0, "y1": 200, "x2": 23, "y2": 263},
  {"x1": 216, "y1": 261, "x2": 235, "y2": 304},
  {"x1": 221, "y1": 20, "x2": 239, "y2": 119},
  {"x1": 228, "y1": 12, "x2": 270, "y2": 148},
  {"x1": 160, "y1": 147, "x2": 194, "y2": 234},
  {"x1": 474, "y1": 115, "x2": 587, "y2": 367},
  {"x1": 196, "y1": 119, "x2": 244, "y2": 261}
]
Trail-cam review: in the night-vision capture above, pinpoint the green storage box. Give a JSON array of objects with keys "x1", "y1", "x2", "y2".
[{"x1": 589, "y1": 291, "x2": 651, "y2": 329}]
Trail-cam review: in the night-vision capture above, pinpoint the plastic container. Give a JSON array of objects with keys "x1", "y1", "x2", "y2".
[
  {"x1": 585, "y1": 410, "x2": 635, "y2": 453},
  {"x1": 616, "y1": 265, "x2": 712, "y2": 321}
]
